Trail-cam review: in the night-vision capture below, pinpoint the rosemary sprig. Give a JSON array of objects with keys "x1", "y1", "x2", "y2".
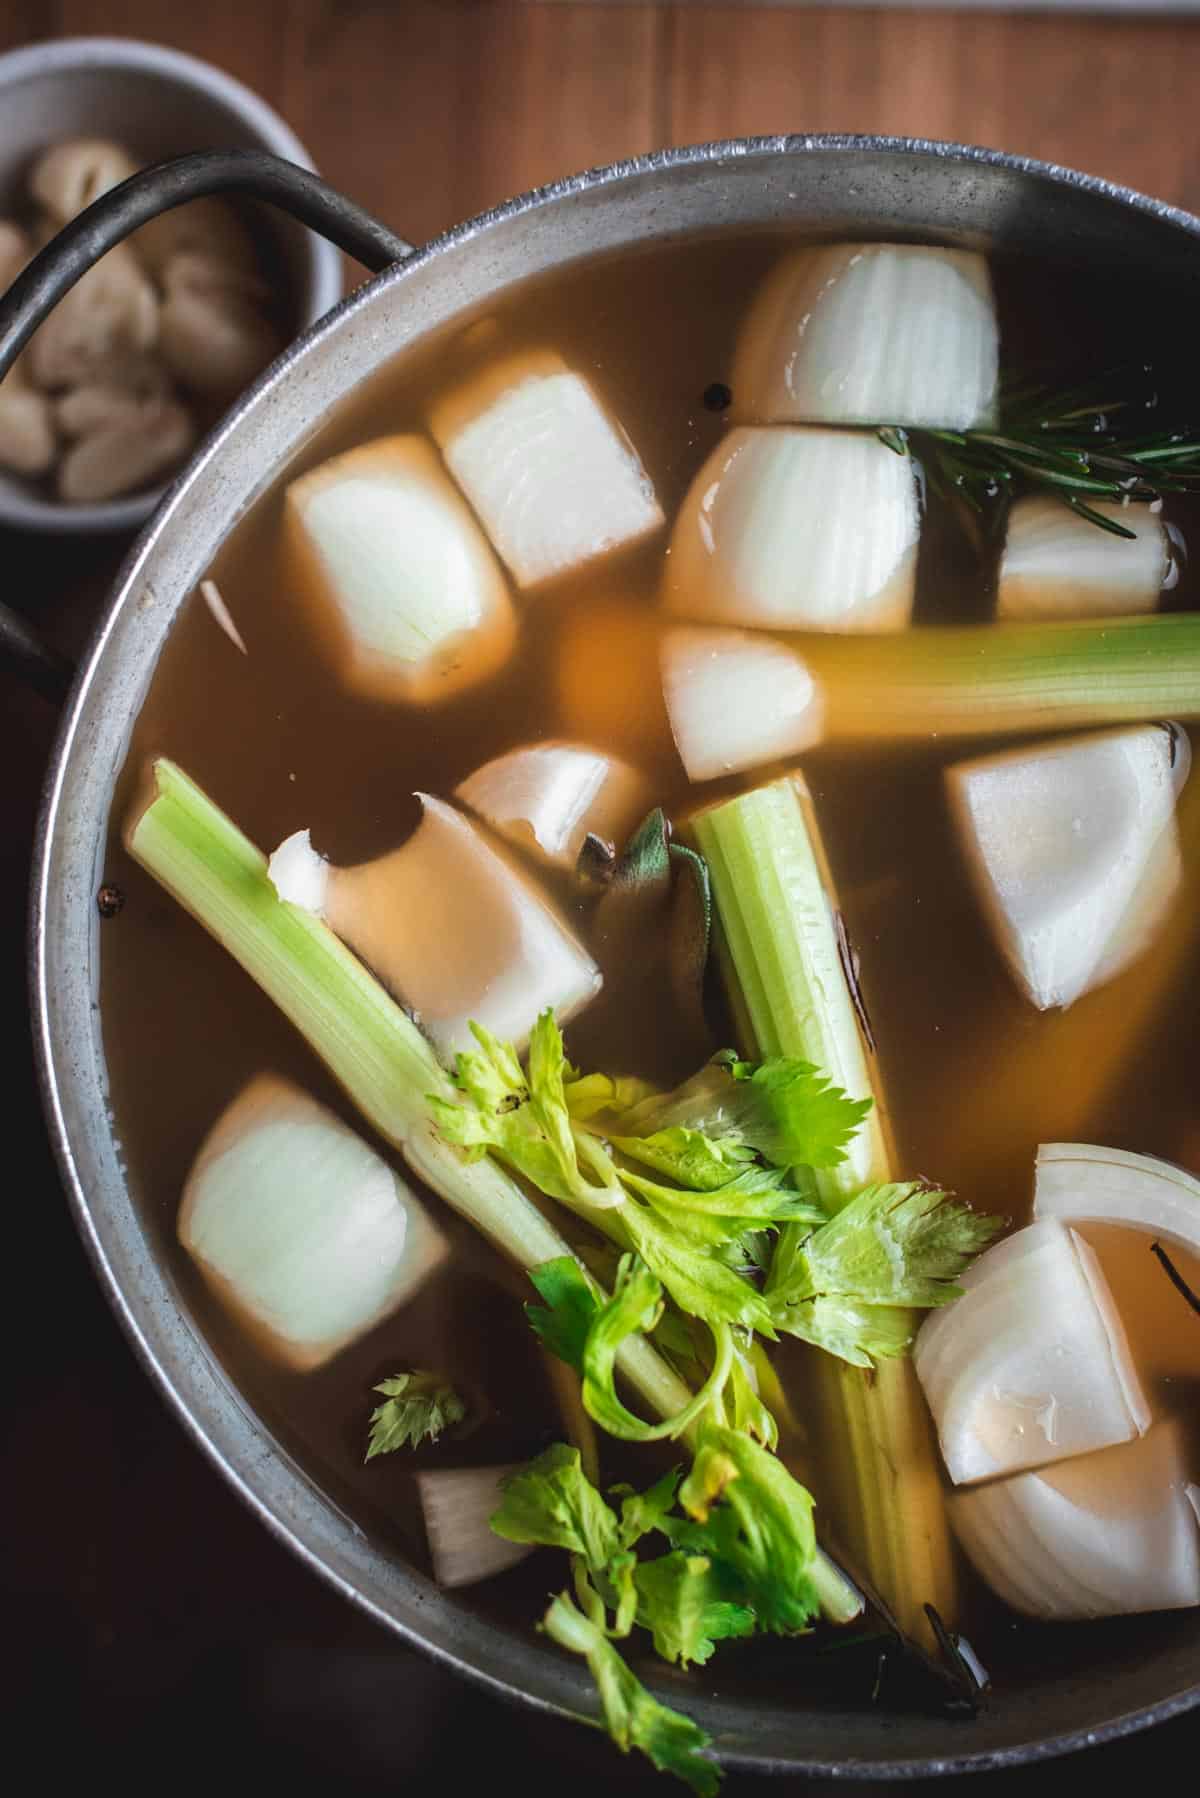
[{"x1": 879, "y1": 369, "x2": 1200, "y2": 539}]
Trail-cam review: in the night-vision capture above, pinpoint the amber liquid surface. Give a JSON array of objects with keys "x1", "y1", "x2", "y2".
[{"x1": 100, "y1": 233, "x2": 1200, "y2": 1703}]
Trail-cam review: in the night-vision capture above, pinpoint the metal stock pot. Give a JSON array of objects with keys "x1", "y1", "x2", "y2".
[{"x1": 3, "y1": 137, "x2": 1198, "y2": 1778}]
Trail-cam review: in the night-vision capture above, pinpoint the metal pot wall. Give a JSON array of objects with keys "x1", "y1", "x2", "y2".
[{"x1": 4, "y1": 136, "x2": 1199, "y2": 1779}]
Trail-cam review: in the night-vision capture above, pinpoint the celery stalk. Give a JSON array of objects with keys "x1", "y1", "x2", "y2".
[
  {"x1": 811, "y1": 612, "x2": 1200, "y2": 740},
  {"x1": 128, "y1": 759, "x2": 862, "y2": 1626},
  {"x1": 692, "y1": 774, "x2": 957, "y2": 1649},
  {"x1": 762, "y1": 613, "x2": 1200, "y2": 748}
]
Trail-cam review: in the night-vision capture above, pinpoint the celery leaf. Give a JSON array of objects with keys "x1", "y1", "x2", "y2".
[
  {"x1": 768, "y1": 1182, "x2": 1005, "y2": 1365},
  {"x1": 634, "y1": 1552, "x2": 755, "y2": 1666},
  {"x1": 490, "y1": 1443, "x2": 621, "y2": 1569},
  {"x1": 526, "y1": 1256, "x2": 598, "y2": 1373},
  {"x1": 542, "y1": 1588, "x2": 721, "y2": 1796},
  {"x1": 667, "y1": 1425, "x2": 821, "y2": 1635},
  {"x1": 364, "y1": 1371, "x2": 465, "y2": 1459}
]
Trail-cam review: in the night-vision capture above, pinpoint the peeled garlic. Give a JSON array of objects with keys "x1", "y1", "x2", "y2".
[
  {"x1": 0, "y1": 362, "x2": 55, "y2": 476},
  {"x1": 134, "y1": 195, "x2": 260, "y2": 280},
  {"x1": 664, "y1": 427, "x2": 918, "y2": 632},
  {"x1": 30, "y1": 138, "x2": 140, "y2": 224},
  {"x1": 431, "y1": 349, "x2": 663, "y2": 588},
  {"x1": 947, "y1": 724, "x2": 1190, "y2": 1011},
  {"x1": 27, "y1": 242, "x2": 158, "y2": 389},
  {"x1": 159, "y1": 250, "x2": 282, "y2": 401},
  {"x1": 287, "y1": 435, "x2": 516, "y2": 704},
  {"x1": 732, "y1": 242, "x2": 998, "y2": 431},
  {"x1": 57, "y1": 395, "x2": 196, "y2": 504},
  {"x1": 179, "y1": 1072, "x2": 449, "y2": 1372},
  {"x1": 914, "y1": 1219, "x2": 1151, "y2": 1486},
  {"x1": 0, "y1": 218, "x2": 30, "y2": 289}
]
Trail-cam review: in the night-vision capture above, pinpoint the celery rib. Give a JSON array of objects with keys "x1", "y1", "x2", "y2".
[
  {"x1": 127, "y1": 758, "x2": 862, "y2": 1629},
  {"x1": 692, "y1": 775, "x2": 957, "y2": 1650},
  {"x1": 794, "y1": 612, "x2": 1200, "y2": 740}
]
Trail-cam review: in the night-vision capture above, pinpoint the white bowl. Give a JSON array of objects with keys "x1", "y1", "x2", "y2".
[{"x1": 0, "y1": 36, "x2": 344, "y2": 533}]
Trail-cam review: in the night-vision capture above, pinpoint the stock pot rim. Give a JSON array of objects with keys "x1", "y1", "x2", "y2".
[{"x1": 30, "y1": 134, "x2": 1200, "y2": 1778}]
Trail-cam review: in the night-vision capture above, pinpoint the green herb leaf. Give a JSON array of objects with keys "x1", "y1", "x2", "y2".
[
  {"x1": 768, "y1": 1182, "x2": 1003, "y2": 1365},
  {"x1": 432, "y1": 1012, "x2": 623, "y2": 1210},
  {"x1": 525, "y1": 1256, "x2": 599, "y2": 1372},
  {"x1": 726, "y1": 1342, "x2": 779, "y2": 1450},
  {"x1": 580, "y1": 1254, "x2": 734, "y2": 1442},
  {"x1": 774, "y1": 1293, "x2": 918, "y2": 1368},
  {"x1": 490, "y1": 1443, "x2": 621, "y2": 1570},
  {"x1": 634, "y1": 1552, "x2": 756, "y2": 1666},
  {"x1": 668, "y1": 1424, "x2": 820, "y2": 1636},
  {"x1": 542, "y1": 1587, "x2": 721, "y2": 1796},
  {"x1": 618, "y1": 1465, "x2": 683, "y2": 1549},
  {"x1": 606, "y1": 1054, "x2": 871, "y2": 1174},
  {"x1": 364, "y1": 1371, "x2": 466, "y2": 1459}
]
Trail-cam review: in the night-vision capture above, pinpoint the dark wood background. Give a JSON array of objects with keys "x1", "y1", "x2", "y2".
[{"x1": 3, "y1": 3, "x2": 1198, "y2": 1788}]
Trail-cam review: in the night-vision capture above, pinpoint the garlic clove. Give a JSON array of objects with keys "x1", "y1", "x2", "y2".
[
  {"x1": 0, "y1": 367, "x2": 56, "y2": 476},
  {"x1": 27, "y1": 242, "x2": 159, "y2": 390},
  {"x1": 0, "y1": 218, "x2": 31, "y2": 290},
  {"x1": 159, "y1": 257, "x2": 282, "y2": 402},
  {"x1": 57, "y1": 396, "x2": 196, "y2": 503},
  {"x1": 133, "y1": 196, "x2": 260, "y2": 280},
  {"x1": 29, "y1": 138, "x2": 140, "y2": 224}
]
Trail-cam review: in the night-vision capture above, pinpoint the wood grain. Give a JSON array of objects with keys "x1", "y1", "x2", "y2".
[
  {"x1": 662, "y1": 7, "x2": 1200, "y2": 209},
  {"x1": 24, "y1": 4, "x2": 1200, "y2": 230}
]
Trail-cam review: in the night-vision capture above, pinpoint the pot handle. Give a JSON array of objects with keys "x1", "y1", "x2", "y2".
[{"x1": 0, "y1": 149, "x2": 413, "y2": 700}]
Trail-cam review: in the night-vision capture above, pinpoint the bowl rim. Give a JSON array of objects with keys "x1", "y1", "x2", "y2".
[
  {"x1": 31, "y1": 131, "x2": 1200, "y2": 1777},
  {"x1": 0, "y1": 33, "x2": 344, "y2": 535}
]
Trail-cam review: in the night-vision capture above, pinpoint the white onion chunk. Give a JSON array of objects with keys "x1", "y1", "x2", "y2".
[
  {"x1": 179, "y1": 1074, "x2": 448, "y2": 1371},
  {"x1": 663, "y1": 427, "x2": 918, "y2": 633},
  {"x1": 947, "y1": 724, "x2": 1191, "y2": 1011},
  {"x1": 286, "y1": 435, "x2": 515, "y2": 703},
  {"x1": 914, "y1": 1219, "x2": 1151, "y2": 1486},
  {"x1": 431, "y1": 350, "x2": 663, "y2": 588}
]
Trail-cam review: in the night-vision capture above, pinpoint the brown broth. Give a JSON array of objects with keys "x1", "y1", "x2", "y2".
[{"x1": 99, "y1": 231, "x2": 1200, "y2": 1698}]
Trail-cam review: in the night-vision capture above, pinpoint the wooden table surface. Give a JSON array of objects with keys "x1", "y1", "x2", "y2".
[{"x1": 4, "y1": 4, "x2": 1199, "y2": 1790}]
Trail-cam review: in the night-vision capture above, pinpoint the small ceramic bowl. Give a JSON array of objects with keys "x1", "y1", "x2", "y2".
[{"x1": 0, "y1": 36, "x2": 343, "y2": 534}]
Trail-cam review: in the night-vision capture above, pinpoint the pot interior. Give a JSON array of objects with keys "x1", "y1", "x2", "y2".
[{"x1": 35, "y1": 140, "x2": 1200, "y2": 1775}]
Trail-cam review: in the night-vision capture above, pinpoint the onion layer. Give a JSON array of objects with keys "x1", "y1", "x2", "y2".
[
  {"x1": 663, "y1": 427, "x2": 918, "y2": 633},
  {"x1": 947, "y1": 724, "x2": 1191, "y2": 1011},
  {"x1": 949, "y1": 1420, "x2": 1200, "y2": 1620},
  {"x1": 431, "y1": 349, "x2": 663, "y2": 588},
  {"x1": 997, "y1": 495, "x2": 1169, "y2": 620},
  {"x1": 661, "y1": 627, "x2": 824, "y2": 782},
  {"x1": 731, "y1": 242, "x2": 998, "y2": 431},
  {"x1": 179, "y1": 1073, "x2": 448, "y2": 1371},
  {"x1": 913, "y1": 1219, "x2": 1151, "y2": 1486},
  {"x1": 286, "y1": 435, "x2": 515, "y2": 703}
]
